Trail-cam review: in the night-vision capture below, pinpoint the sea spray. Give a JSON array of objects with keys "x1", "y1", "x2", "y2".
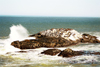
[
  {"x1": 0, "y1": 24, "x2": 36, "y2": 54},
  {"x1": 9, "y1": 24, "x2": 29, "y2": 41}
]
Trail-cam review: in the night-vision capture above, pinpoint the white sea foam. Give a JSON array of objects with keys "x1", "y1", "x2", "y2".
[
  {"x1": 9, "y1": 24, "x2": 29, "y2": 41},
  {"x1": 0, "y1": 24, "x2": 36, "y2": 54}
]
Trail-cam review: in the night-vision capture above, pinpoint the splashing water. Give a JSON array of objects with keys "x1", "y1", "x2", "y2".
[
  {"x1": 0, "y1": 24, "x2": 35, "y2": 54},
  {"x1": 9, "y1": 24, "x2": 29, "y2": 41}
]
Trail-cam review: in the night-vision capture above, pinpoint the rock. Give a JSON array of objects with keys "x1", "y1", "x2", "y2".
[
  {"x1": 30, "y1": 28, "x2": 82, "y2": 41},
  {"x1": 91, "y1": 52, "x2": 100, "y2": 55},
  {"x1": 58, "y1": 48, "x2": 84, "y2": 57},
  {"x1": 41, "y1": 49, "x2": 61, "y2": 56},
  {"x1": 16, "y1": 51, "x2": 28, "y2": 53},
  {"x1": 11, "y1": 36, "x2": 78, "y2": 49},
  {"x1": 41, "y1": 48, "x2": 100, "y2": 57},
  {"x1": 11, "y1": 28, "x2": 100, "y2": 49},
  {"x1": 81, "y1": 34, "x2": 100, "y2": 43},
  {"x1": 11, "y1": 39, "x2": 41, "y2": 49}
]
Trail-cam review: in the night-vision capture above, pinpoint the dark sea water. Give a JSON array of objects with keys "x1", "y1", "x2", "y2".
[
  {"x1": 0, "y1": 16, "x2": 100, "y2": 67},
  {"x1": 0, "y1": 17, "x2": 100, "y2": 37}
]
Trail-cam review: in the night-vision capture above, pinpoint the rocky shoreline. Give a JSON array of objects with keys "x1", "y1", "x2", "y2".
[{"x1": 11, "y1": 28, "x2": 100, "y2": 57}]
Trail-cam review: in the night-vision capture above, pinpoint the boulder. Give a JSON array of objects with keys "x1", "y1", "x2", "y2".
[
  {"x1": 58, "y1": 48, "x2": 84, "y2": 57},
  {"x1": 41, "y1": 48, "x2": 100, "y2": 57},
  {"x1": 11, "y1": 28, "x2": 100, "y2": 49},
  {"x1": 81, "y1": 34, "x2": 100, "y2": 43},
  {"x1": 11, "y1": 35, "x2": 79, "y2": 49},
  {"x1": 11, "y1": 39, "x2": 41, "y2": 49},
  {"x1": 41, "y1": 49, "x2": 61, "y2": 56}
]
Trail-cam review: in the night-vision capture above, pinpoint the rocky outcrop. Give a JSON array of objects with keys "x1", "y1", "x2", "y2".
[
  {"x1": 41, "y1": 49, "x2": 61, "y2": 56},
  {"x1": 11, "y1": 36, "x2": 79, "y2": 49},
  {"x1": 81, "y1": 34, "x2": 100, "y2": 43},
  {"x1": 10, "y1": 28, "x2": 100, "y2": 58},
  {"x1": 41, "y1": 48, "x2": 100, "y2": 57},
  {"x1": 58, "y1": 48, "x2": 84, "y2": 57},
  {"x1": 11, "y1": 39, "x2": 40, "y2": 49},
  {"x1": 41, "y1": 48, "x2": 83, "y2": 57},
  {"x1": 11, "y1": 28, "x2": 100, "y2": 49},
  {"x1": 30, "y1": 28, "x2": 82, "y2": 41}
]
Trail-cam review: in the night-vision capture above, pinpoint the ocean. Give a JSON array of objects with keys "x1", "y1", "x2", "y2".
[
  {"x1": 0, "y1": 17, "x2": 100, "y2": 37},
  {"x1": 0, "y1": 16, "x2": 100, "y2": 67}
]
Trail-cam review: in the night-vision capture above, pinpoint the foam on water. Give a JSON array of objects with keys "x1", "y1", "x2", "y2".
[{"x1": 0, "y1": 24, "x2": 100, "y2": 67}]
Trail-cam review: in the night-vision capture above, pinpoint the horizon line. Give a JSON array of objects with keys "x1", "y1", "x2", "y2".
[{"x1": 0, "y1": 15, "x2": 100, "y2": 18}]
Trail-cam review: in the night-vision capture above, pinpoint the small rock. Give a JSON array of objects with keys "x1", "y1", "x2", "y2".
[
  {"x1": 41, "y1": 49, "x2": 61, "y2": 56},
  {"x1": 58, "y1": 48, "x2": 84, "y2": 57},
  {"x1": 81, "y1": 34, "x2": 99, "y2": 43},
  {"x1": 16, "y1": 51, "x2": 28, "y2": 53}
]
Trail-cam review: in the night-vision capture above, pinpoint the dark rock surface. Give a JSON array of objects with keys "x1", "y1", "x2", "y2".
[
  {"x1": 81, "y1": 34, "x2": 100, "y2": 43},
  {"x1": 41, "y1": 48, "x2": 100, "y2": 57},
  {"x1": 58, "y1": 48, "x2": 84, "y2": 57},
  {"x1": 41, "y1": 49, "x2": 61, "y2": 56},
  {"x1": 11, "y1": 36, "x2": 78, "y2": 49},
  {"x1": 91, "y1": 52, "x2": 100, "y2": 55},
  {"x1": 11, "y1": 39, "x2": 41, "y2": 49}
]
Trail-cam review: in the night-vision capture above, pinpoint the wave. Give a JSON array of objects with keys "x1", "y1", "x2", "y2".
[{"x1": 0, "y1": 24, "x2": 35, "y2": 54}]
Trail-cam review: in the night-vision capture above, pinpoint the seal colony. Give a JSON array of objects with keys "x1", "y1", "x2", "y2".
[{"x1": 11, "y1": 28, "x2": 100, "y2": 57}]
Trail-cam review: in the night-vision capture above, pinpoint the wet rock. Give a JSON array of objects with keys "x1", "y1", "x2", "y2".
[
  {"x1": 41, "y1": 49, "x2": 61, "y2": 56},
  {"x1": 81, "y1": 34, "x2": 100, "y2": 43},
  {"x1": 90, "y1": 52, "x2": 100, "y2": 55},
  {"x1": 11, "y1": 28, "x2": 100, "y2": 49},
  {"x1": 11, "y1": 36, "x2": 78, "y2": 49},
  {"x1": 12, "y1": 28, "x2": 83, "y2": 49},
  {"x1": 58, "y1": 48, "x2": 84, "y2": 57},
  {"x1": 11, "y1": 39, "x2": 41, "y2": 49},
  {"x1": 41, "y1": 48, "x2": 100, "y2": 57}
]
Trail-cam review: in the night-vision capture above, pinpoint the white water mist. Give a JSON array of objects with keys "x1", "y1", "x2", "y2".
[
  {"x1": 0, "y1": 24, "x2": 35, "y2": 54},
  {"x1": 9, "y1": 24, "x2": 29, "y2": 41}
]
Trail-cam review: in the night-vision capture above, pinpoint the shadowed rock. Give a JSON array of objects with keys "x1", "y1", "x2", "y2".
[
  {"x1": 41, "y1": 49, "x2": 61, "y2": 56},
  {"x1": 81, "y1": 34, "x2": 100, "y2": 43},
  {"x1": 91, "y1": 52, "x2": 100, "y2": 55},
  {"x1": 41, "y1": 48, "x2": 100, "y2": 57},
  {"x1": 58, "y1": 48, "x2": 84, "y2": 57},
  {"x1": 11, "y1": 39, "x2": 41, "y2": 49}
]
